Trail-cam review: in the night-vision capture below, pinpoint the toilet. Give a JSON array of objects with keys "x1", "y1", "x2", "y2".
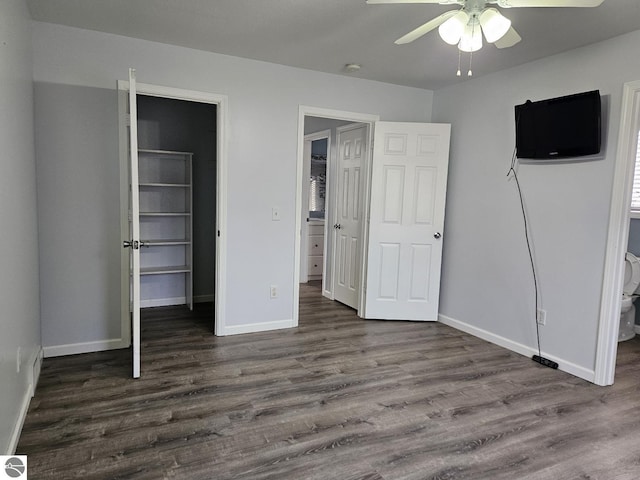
[{"x1": 620, "y1": 252, "x2": 640, "y2": 342}]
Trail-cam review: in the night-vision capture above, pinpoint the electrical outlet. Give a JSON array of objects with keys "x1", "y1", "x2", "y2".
[
  {"x1": 16, "y1": 347, "x2": 21, "y2": 373},
  {"x1": 270, "y1": 285, "x2": 278, "y2": 299},
  {"x1": 537, "y1": 309, "x2": 547, "y2": 326}
]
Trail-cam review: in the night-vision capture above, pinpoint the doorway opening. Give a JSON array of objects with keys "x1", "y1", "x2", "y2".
[
  {"x1": 597, "y1": 80, "x2": 640, "y2": 385},
  {"x1": 135, "y1": 95, "x2": 216, "y2": 326},
  {"x1": 294, "y1": 107, "x2": 379, "y2": 325},
  {"x1": 300, "y1": 129, "x2": 331, "y2": 289},
  {"x1": 118, "y1": 79, "x2": 228, "y2": 377}
]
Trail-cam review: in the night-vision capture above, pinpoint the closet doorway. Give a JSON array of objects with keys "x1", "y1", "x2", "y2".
[
  {"x1": 135, "y1": 95, "x2": 216, "y2": 310},
  {"x1": 118, "y1": 79, "x2": 227, "y2": 378}
]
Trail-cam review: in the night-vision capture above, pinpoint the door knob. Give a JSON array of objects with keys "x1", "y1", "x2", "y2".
[
  {"x1": 123, "y1": 240, "x2": 140, "y2": 249},
  {"x1": 336, "y1": 224, "x2": 342, "y2": 230},
  {"x1": 434, "y1": 232, "x2": 442, "y2": 239}
]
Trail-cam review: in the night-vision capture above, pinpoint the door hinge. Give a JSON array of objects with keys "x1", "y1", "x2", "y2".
[
  {"x1": 217, "y1": 230, "x2": 221, "y2": 237},
  {"x1": 124, "y1": 113, "x2": 131, "y2": 127}
]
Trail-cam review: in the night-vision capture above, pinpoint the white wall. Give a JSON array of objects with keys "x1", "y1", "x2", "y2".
[
  {"x1": 432, "y1": 30, "x2": 640, "y2": 380},
  {"x1": 0, "y1": 0, "x2": 41, "y2": 453},
  {"x1": 32, "y1": 22, "x2": 433, "y2": 348}
]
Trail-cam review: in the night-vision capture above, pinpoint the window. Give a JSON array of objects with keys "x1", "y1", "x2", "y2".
[{"x1": 631, "y1": 131, "x2": 640, "y2": 218}]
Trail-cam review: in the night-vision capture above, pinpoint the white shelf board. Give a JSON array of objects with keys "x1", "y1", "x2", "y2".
[
  {"x1": 140, "y1": 265, "x2": 191, "y2": 275},
  {"x1": 138, "y1": 148, "x2": 194, "y2": 156},
  {"x1": 139, "y1": 182, "x2": 190, "y2": 188},
  {"x1": 143, "y1": 239, "x2": 191, "y2": 246},
  {"x1": 140, "y1": 212, "x2": 191, "y2": 217}
]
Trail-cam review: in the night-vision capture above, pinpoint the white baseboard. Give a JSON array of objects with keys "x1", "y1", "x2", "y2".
[
  {"x1": 218, "y1": 319, "x2": 294, "y2": 336},
  {"x1": 8, "y1": 387, "x2": 32, "y2": 455},
  {"x1": 194, "y1": 294, "x2": 215, "y2": 303},
  {"x1": 140, "y1": 296, "x2": 186, "y2": 308},
  {"x1": 438, "y1": 314, "x2": 596, "y2": 383},
  {"x1": 8, "y1": 347, "x2": 43, "y2": 454},
  {"x1": 43, "y1": 338, "x2": 127, "y2": 358}
]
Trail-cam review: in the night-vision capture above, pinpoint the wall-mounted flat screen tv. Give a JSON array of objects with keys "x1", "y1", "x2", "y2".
[{"x1": 515, "y1": 90, "x2": 601, "y2": 160}]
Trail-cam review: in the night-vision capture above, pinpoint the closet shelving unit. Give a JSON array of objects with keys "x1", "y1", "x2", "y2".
[{"x1": 137, "y1": 149, "x2": 193, "y2": 310}]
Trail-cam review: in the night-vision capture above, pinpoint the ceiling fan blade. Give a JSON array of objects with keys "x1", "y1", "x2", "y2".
[
  {"x1": 395, "y1": 10, "x2": 459, "y2": 44},
  {"x1": 366, "y1": 0, "x2": 461, "y2": 4},
  {"x1": 494, "y1": 26, "x2": 522, "y2": 48},
  {"x1": 497, "y1": 0, "x2": 603, "y2": 7}
]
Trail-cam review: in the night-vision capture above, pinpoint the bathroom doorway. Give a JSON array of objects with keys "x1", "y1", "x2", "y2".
[{"x1": 597, "y1": 80, "x2": 640, "y2": 385}]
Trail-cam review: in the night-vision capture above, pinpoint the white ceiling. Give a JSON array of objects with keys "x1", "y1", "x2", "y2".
[{"x1": 26, "y1": 0, "x2": 640, "y2": 90}]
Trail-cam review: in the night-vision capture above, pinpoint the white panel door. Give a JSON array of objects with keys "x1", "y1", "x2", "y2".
[
  {"x1": 364, "y1": 122, "x2": 451, "y2": 320},
  {"x1": 334, "y1": 125, "x2": 367, "y2": 309},
  {"x1": 126, "y1": 68, "x2": 142, "y2": 378}
]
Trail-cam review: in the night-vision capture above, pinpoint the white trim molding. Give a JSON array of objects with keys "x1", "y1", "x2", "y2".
[
  {"x1": 217, "y1": 319, "x2": 295, "y2": 336},
  {"x1": 43, "y1": 338, "x2": 128, "y2": 358},
  {"x1": 595, "y1": 80, "x2": 640, "y2": 386},
  {"x1": 439, "y1": 314, "x2": 595, "y2": 383},
  {"x1": 9, "y1": 348, "x2": 43, "y2": 454}
]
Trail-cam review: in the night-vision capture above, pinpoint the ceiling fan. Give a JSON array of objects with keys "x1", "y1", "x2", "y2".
[{"x1": 366, "y1": 0, "x2": 604, "y2": 53}]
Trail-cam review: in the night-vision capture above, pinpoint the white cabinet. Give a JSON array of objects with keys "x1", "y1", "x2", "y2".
[
  {"x1": 307, "y1": 221, "x2": 324, "y2": 280},
  {"x1": 137, "y1": 149, "x2": 193, "y2": 309}
]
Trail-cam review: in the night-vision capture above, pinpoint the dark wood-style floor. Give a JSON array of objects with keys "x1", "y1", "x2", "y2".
[{"x1": 18, "y1": 283, "x2": 640, "y2": 479}]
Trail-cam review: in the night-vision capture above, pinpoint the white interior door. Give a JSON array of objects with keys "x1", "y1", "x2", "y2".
[
  {"x1": 126, "y1": 68, "x2": 141, "y2": 378},
  {"x1": 334, "y1": 124, "x2": 367, "y2": 309},
  {"x1": 363, "y1": 121, "x2": 451, "y2": 321}
]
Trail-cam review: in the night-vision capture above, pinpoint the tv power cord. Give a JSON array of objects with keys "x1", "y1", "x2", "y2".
[{"x1": 507, "y1": 148, "x2": 558, "y2": 370}]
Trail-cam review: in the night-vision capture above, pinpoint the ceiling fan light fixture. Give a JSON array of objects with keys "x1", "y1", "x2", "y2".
[
  {"x1": 458, "y1": 22, "x2": 482, "y2": 52},
  {"x1": 438, "y1": 11, "x2": 469, "y2": 45},
  {"x1": 479, "y1": 8, "x2": 512, "y2": 43}
]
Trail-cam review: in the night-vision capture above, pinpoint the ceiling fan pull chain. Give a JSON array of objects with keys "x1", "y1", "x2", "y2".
[
  {"x1": 468, "y1": 51, "x2": 473, "y2": 77},
  {"x1": 456, "y1": 49, "x2": 462, "y2": 76}
]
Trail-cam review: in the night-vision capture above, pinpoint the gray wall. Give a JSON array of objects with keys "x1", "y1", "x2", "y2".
[
  {"x1": 35, "y1": 83, "x2": 121, "y2": 350},
  {"x1": 432, "y1": 29, "x2": 640, "y2": 380},
  {"x1": 0, "y1": 0, "x2": 41, "y2": 453},
  {"x1": 32, "y1": 21, "x2": 433, "y2": 340},
  {"x1": 137, "y1": 95, "x2": 216, "y2": 298}
]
